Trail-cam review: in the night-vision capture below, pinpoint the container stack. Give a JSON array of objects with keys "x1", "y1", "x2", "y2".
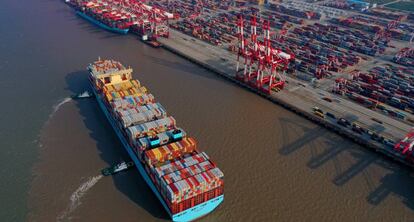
[
  {"x1": 332, "y1": 15, "x2": 414, "y2": 41},
  {"x1": 104, "y1": 79, "x2": 141, "y2": 92},
  {"x1": 149, "y1": 151, "x2": 224, "y2": 214},
  {"x1": 153, "y1": 152, "x2": 211, "y2": 178},
  {"x1": 118, "y1": 106, "x2": 167, "y2": 128},
  {"x1": 292, "y1": 23, "x2": 386, "y2": 56},
  {"x1": 394, "y1": 48, "x2": 414, "y2": 67},
  {"x1": 144, "y1": 138, "x2": 197, "y2": 165},
  {"x1": 136, "y1": 128, "x2": 187, "y2": 153},
  {"x1": 111, "y1": 94, "x2": 156, "y2": 110},
  {"x1": 366, "y1": 7, "x2": 407, "y2": 21},
  {"x1": 333, "y1": 65, "x2": 414, "y2": 119},
  {"x1": 104, "y1": 84, "x2": 148, "y2": 101},
  {"x1": 127, "y1": 116, "x2": 177, "y2": 138},
  {"x1": 115, "y1": 102, "x2": 167, "y2": 127},
  {"x1": 268, "y1": 3, "x2": 321, "y2": 20},
  {"x1": 74, "y1": 0, "x2": 136, "y2": 30},
  {"x1": 88, "y1": 58, "x2": 224, "y2": 216}
]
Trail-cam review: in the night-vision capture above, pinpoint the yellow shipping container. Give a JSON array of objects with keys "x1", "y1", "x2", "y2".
[
  {"x1": 103, "y1": 80, "x2": 137, "y2": 93},
  {"x1": 105, "y1": 93, "x2": 113, "y2": 101},
  {"x1": 139, "y1": 86, "x2": 148, "y2": 93},
  {"x1": 103, "y1": 85, "x2": 113, "y2": 93},
  {"x1": 170, "y1": 142, "x2": 179, "y2": 152},
  {"x1": 153, "y1": 149, "x2": 162, "y2": 159},
  {"x1": 120, "y1": 82, "x2": 132, "y2": 90},
  {"x1": 146, "y1": 131, "x2": 157, "y2": 137},
  {"x1": 131, "y1": 79, "x2": 140, "y2": 88},
  {"x1": 128, "y1": 88, "x2": 136, "y2": 95},
  {"x1": 104, "y1": 85, "x2": 148, "y2": 100}
]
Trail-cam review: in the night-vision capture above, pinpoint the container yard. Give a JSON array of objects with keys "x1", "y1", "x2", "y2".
[
  {"x1": 333, "y1": 64, "x2": 414, "y2": 121},
  {"x1": 394, "y1": 47, "x2": 414, "y2": 67},
  {"x1": 88, "y1": 59, "x2": 224, "y2": 221},
  {"x1": 64, "y1": 0, "x2": 414, "y2": 189}
]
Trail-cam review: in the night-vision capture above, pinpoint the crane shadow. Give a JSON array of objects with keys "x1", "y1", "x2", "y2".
[
  {"x1": 278, "y1": 116, "x2": 326, "y2": 155},
  {"x1": 65, "y1": 71, "x2": 169, "y2": 220},
  {"x1": 367, "y1": 165, "x2": 414, "y2": 210},
  {"x1": 368, "y1": 123, "x2": 386, "y2": 134},
  {"x1": 343, "y1": 113, "x2": 359, "y2": 123},
  {"x1": 333, "y1": 150, "x2": 378, "y2": 186},
  {"x1": 277, "y1": 114, "x2": 414, "y2": 210},
  {"x1": 307, "y1": 138, "x2": 349, "y2": 169}
]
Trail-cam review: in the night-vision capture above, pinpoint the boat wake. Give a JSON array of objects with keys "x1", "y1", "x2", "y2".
[
  {"x1": 57, "y1": 175, "x2": 103, "y2": 222},
  {"x1": 51, "y1": 97, "x2": 72, "y2": 117}
]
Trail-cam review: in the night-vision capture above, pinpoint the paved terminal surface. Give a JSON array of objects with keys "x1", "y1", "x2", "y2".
[{"x1": 160, "y1": 29, "x2": 413, "y2": 152}]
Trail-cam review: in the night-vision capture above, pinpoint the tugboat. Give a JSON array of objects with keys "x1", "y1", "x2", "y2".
[
  {"x1": 144, "y1": 40, "x2": 162, "y2": 48},
  {"x1": 101, "y1": 161, "x2": 134, "y2": 176},
  {"x1": 137, "y1": 33, "x2": 162, "y2": 48},
  {"x1": 72, "y1": 91, "x2": 93, "y2": 99}
]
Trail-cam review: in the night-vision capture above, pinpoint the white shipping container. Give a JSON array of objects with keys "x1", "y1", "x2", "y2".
[
  {"x1": 163, "y1": 168, "x2": 224, "y2": 203},
  {"x1": 162, "y1": 160, "x2": 214, "y2": 185},
  {"x1": 111, "y1": 93, "x2": 155, "y2": 110},
  {"x1": 119, "y1": 108, "x2": 167, "y2": 128},
  {"x1": 127, "y1": 116, "x2": 176, "y2": 139},
  {"x1": 117, "y1": 102, "x2": 165, "y2": 116},
  {"x1": 153, "y1": 152, "x2": 209, "y2": 178}
]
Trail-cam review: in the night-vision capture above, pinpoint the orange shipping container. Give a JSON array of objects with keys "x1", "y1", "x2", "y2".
[{"x1": 145, "y1": 138, "x2": 197, "y2": 165}]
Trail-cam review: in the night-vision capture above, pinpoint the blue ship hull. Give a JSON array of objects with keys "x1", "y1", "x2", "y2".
[
  {"x1": 76, "y1": 11, "x2": 129, "y2": 34},
  {"x1": 91, "y1": 87, "x2": 224, "y2": 221}
]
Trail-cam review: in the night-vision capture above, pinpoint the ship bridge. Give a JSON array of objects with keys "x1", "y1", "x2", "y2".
[{"x1": 88, "y1": 58, "x2": 133, "y2": 85}]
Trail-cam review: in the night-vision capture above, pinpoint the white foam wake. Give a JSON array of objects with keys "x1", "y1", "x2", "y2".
[
  {"x1": 57, "y1": 175, "x2": 103, "y2": 222},
  {"x1": 51, "y1": 97, "x2": 72, "y2": 117}
]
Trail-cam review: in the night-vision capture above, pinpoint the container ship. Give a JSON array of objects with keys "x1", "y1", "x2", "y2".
[
  {"x1": 87, "y1": 59, "x2": 224, "y2": 221},
  {"x1": 66, "y1": 0, "x2": 172, "y2": 44},
  {"x1": 69, "y1": 0, "x2": 133, "y2": 34}
]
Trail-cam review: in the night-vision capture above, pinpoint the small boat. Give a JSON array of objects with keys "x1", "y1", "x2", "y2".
[
  {"x1": 101, "y1": 161, "x2": 134, "y2": 176},
  {"x1": 145, "y1": 40, "x2": 162, "y2": 48},
  {"x1": 72, "y1": 91, "x2": 92, "y2": 99}
]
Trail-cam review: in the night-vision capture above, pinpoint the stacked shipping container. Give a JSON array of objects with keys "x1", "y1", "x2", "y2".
[
  {"x1": 331, "y1": 15, "x2": 414, "y2": 41},
  {"x1": 267, "y1": 3, "x2": 321, "y2": 20},
  {"x1": 72, "y1": 0, "x2": 136, "y2": 30},
  {"x1": 333, "y1": 65, "x2": 414, "y2": 119}
]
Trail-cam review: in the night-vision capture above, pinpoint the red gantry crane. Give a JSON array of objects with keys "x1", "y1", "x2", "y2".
[
  {"x1": 395, "y1": 129, "x2": 414, "y2": 157},
  {"x1": 125, "y1": 0, "x2": 173, "y2": 39},
  {"x1": 235, "y1": 14, "x2": 294, "y2": 94}
]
